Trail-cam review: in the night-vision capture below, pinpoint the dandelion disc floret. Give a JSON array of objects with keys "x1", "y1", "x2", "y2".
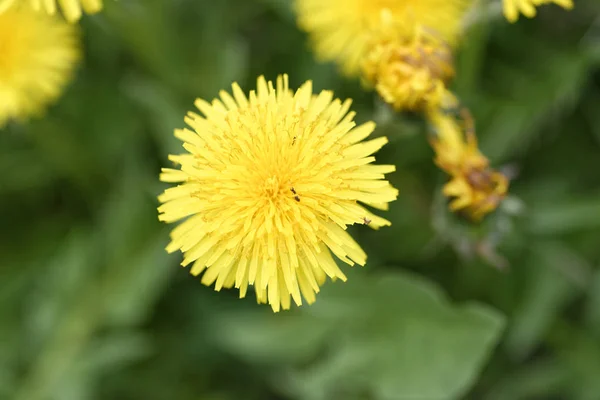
[
  {"x1": 158, "y1": 75, "x2": 398, "y2": 312},
  {"x1": 0, "y1": 2, "x2": 79, "y2": 127}
]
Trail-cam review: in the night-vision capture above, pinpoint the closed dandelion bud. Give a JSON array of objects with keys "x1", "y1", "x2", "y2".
[{"x1": 158, "y1": 75, "x2": 398, "y2": 312}]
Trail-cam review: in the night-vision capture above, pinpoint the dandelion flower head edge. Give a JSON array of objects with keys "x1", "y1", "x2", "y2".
[
  {"x1": 0, "y1": 2, "x2": 80, "y2": 127},
  {"x1": 503, "y1": 0, "x2": 573, "y2": 23},
  {"x1": 295, "y1": 0, "x2": 473, "y2": 76},
  {"x1": 0, "y1": 0, "x2": 103, "y2": 22},
  {"x1": 158, "y1": 74, "x2": 398, "y2": 312}
]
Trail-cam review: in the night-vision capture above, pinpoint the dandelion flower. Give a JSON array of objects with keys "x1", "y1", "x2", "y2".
[
  {"x1": 0, "y1": 0, "x2": 103, "y2": 22},
  {"x1": 295, "y1": 0, "x2": 473, "y2": 76},
  {"x1": 429, "y1": 111, "x2": 508, "y2": 220},
  {"x1": 503, "y1": 0, "x2": 573, "y2": 23},
  {"x1": 0, "y1": 2, "x2": 79, "y2": 127},
  {"x1": 362, "y1": 21, "x2": 456, "y2": 112},
  {"x1": 158, "y1": 75, "x2": 398, "y2": 312}
]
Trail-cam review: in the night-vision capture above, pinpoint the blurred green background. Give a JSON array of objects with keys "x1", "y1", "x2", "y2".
[{"x1": 2, "y1": 0, "x2": 600, "y2": 399}]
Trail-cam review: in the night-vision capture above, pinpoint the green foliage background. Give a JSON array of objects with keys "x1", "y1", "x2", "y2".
[{"x1": 2, "y1": 0, "x2": 600, "y2": 399}]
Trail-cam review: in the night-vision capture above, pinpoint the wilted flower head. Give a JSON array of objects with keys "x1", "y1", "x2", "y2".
[
  {"x1": 362, "y1": 19, "x2": 455, "y2": 112},
  {"x1": 503, "y1": 0, "x2": 573, "y2": 23},
  {"x1": 0, "y1": 2, "x2": 79, "y2": 127},
  {"x1": 429, "y1": 111, "x2": 509, "y2": 221},
  {"x1": 295, "y1": 0, "x2": 472, "y2": 76},
  {"x1": 0, "y1": 0, "x2": 103, "y2": 22},
  {"x1": 158, "y1": 75, "x2": 398, "y2": 312}
]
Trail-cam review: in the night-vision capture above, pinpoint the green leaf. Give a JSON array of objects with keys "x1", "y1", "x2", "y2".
[
  {"x1": 304, "y1": 272, "x2": 505, "y2": 400},
  {"x1": 484, "y1": 359, "x2": 569, "y2": 400},
  {"x1": 475, "y1": 29, "x2": 592, "y2": 163},
  {"x1": 583, "y1": 270, "x2": 600, "y2": 338},
  {"x1": 211, "y1": 310, "x2": 334, "y2": 365},
  {"x1": 505, "y1": 242, "x2": 585, "y2": 360},
  {"x1": 527, "y1": 195, "x2": 600, "y2": 235},
  {"x1": 550, "y1": 323, "x2": 600, "y2": 400},
  {"x1": 78, "y1": 332, "x2": 153, "y2": 372},
  {"x1": 215, "y1": 271, "x2": 505, "y2": 400}
]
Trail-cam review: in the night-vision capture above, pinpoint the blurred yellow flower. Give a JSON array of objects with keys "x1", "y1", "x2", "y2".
[
  {"x1": 0, "y1": 0, "x2": 103, "y2": 22},
  {"x1": 362, "y1": 21, "x2": 455, "y2": 112},
  {"x1": 429, "y1": 111, "x2": 509, "y2": 220},
  {"x1": 503, "y1": 0, "x2": 573, "y2": 23},
  {"x1": 295, "y1": 0, "x2": 472, "y2": 76},
  {"x1": 158, "y1": 74, "x2": 398, "y2": 312},
  {"x1": 0, "y1": 2, "x2": 79, "y2": 127}
]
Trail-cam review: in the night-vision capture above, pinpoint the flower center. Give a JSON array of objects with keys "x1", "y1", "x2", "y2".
[{"x1": 263, "y1": 176, "x2": 284, "y2": 200}]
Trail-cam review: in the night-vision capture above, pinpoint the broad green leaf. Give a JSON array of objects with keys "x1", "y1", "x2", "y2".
[
  {"x1": 212, "y1": 310, "x2": 334, "y2": 365},
  {"x1": 215, "y1": 271, "x2": 505, "y2": 400}
]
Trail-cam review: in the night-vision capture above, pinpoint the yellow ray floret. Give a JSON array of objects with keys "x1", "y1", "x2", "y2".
[
  {"x1": 429, "y1": 111, "x2": 509, "y2": 221},
  {"x1": 0, "y1": 2, "x2": 80, "y2": 127},
  {"x1": 295, "y1": 0, "x2": 473, "y2": 76},
  {"x1": 0, "y1": 0, "x2": 103, "y2": 22},
  {"x1": 503, "y1": 0, "x2": 573, "y2": 23},
  {"x1": 158, "y1": 75, "x2": 398, "y2": 312}
]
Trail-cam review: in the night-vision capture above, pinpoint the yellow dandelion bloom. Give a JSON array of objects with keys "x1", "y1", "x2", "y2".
[
  {"x1": 0, "y1": 0, "x2": 103, "y2": 22},
  {"x1": 503, "y1": 0, "x2": 573, "y2": 23},
  {"x1": 0, "y1": 2, "x2": 79, "y2": 127},
  {"x1": 158, "y1": 75, "x2": 398, "y2": 312},
  {"x1": 295, "y1": 0, "x2": 473, "y2": 76},
  {"x1": 429, "y1": 111, "x2": 509, "y2": 220},
  {"x1": 362, "y1": 21, "x2": 455, "y2": 112}
]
